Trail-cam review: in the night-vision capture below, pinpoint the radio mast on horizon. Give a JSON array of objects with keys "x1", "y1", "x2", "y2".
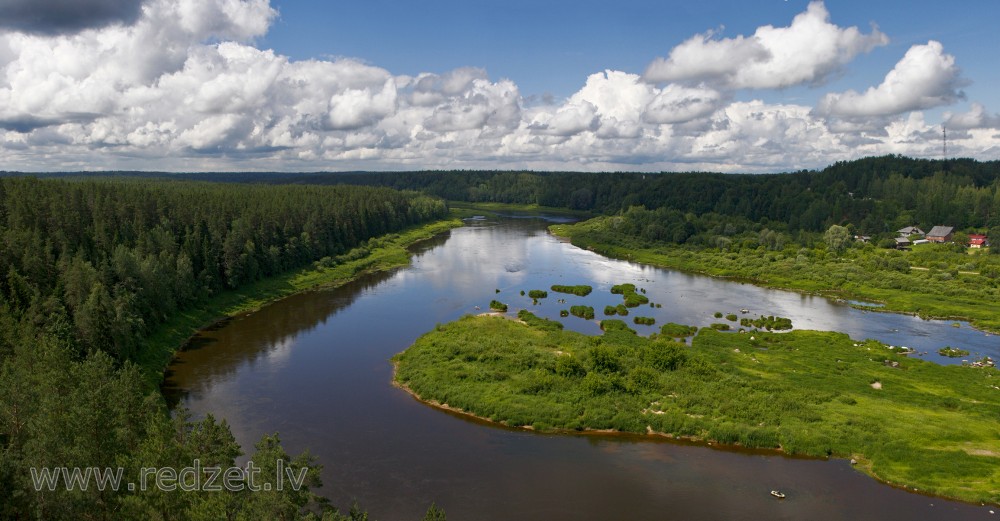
[{"x1": 942, "y1": 125, "x2": 947, "y2": 159}]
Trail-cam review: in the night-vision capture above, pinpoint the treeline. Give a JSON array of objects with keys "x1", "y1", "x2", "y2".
[
  {"x1": 0, "y1": 177, "x2": 448, "y2": 519},
  {"x1": 0, "y1": 177, "x2": 446, "y2": 363},
  {"x1": 255, "y1": 156, "x2": 1000, "y2": 234},
  {"x1": 10, "y1": 155, "x2": 1000, "y2": 235}
]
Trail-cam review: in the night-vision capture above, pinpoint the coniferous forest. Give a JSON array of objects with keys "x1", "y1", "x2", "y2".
[{"x1": 0, "y1": 177, "x2": 446, "y2": 519}]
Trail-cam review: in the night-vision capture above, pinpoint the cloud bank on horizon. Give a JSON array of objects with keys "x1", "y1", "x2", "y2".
[{"x1": 0, "y1": 0, "x2": 997, "y2": 172}]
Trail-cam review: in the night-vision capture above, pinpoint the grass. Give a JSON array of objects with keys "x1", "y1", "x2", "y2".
[
  {"x1": 551, "y1": 285, "x2": 593, "y2": 297},
  {"x1": 611, "y1": 283, "x2": 649, "y2": 307},
  {"x1": 569, "y1": 305, "x2": 595, "y2": 320},
  {"x1": 138, "y1": 217, "x2": 463, "y2": 385},
  {"x1": 394, "y1": 314, "x2": 1000, "y2": 505},
  {"x1": 939, "y1": 347, "x2": 970, "y2": 358},
  {"x1": 550, "y1": 219, "x2": 1000, "y2": 333},
  {"x1": 657, "y1": 323, "x2": 698, "y2": 338}
]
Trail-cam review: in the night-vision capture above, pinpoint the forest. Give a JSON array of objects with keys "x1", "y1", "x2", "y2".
[
  {"x1": 0, "y1": 177, "x2": 448, "y2": 519},
  {"x1": 10, "y1": 155, "x2": 1000, "y2": 236}
]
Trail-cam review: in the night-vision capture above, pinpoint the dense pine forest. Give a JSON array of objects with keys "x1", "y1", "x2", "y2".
[
  {"x1": 0, "y1": 177, "x2": 447, "y2": 519},
  {"x1": 13, "y1": 155, "x2": 999, "y2": 236},
  {"x1": 242, "y1": 155, "x2": 1000, "y2": 235}
]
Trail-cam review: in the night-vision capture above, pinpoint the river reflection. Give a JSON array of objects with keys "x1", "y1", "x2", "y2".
[{"x1": 164, "y1": 217, "x2": 994, "y2": 520}]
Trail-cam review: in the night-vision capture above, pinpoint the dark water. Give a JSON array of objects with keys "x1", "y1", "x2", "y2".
[{"x1": 164, "y1": 217, "x2": 996, "y2": 520}]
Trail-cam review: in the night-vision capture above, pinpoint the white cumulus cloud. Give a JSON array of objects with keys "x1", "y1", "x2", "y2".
[
  {"x1": 644, "y1": 1, "x2": 887, "y2": 89},
  {"x1": 816, "y1": 41, "x2": 966, "y2": 118},
  {"x1": 0, "y1": 0, "x2": 996, "y2": 172}
]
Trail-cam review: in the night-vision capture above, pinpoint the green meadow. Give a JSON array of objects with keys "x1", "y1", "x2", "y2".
[{"x1": 394, "y1": 314, "x2": 1000, "y2": 505}]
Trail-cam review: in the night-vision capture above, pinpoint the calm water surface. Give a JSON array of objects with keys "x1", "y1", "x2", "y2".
[{"x1": 164, "y1": 217, "x2": 997, "y2": 520}]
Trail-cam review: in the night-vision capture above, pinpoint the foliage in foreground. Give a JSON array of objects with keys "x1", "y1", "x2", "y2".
[{"x1": 394, "y1": 315, "x2": 1000, "y2": 505}]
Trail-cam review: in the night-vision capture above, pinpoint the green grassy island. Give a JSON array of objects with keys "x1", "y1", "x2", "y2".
[
  {"x1": 569, "y1": 305, "x2": 595, "y2": 320},
  {"x1": 551, "y1": 284, "x2": 593, "y2": 296},
  {"x1": 394, "y1": 314, "x2": 1000, "y2": 505}
]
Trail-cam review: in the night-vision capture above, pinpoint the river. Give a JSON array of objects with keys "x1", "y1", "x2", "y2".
[{"x1": 163, "y1": 216, "x2": 996, "y2": 520}]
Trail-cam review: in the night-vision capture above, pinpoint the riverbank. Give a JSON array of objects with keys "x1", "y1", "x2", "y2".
[
  {"x1": 139, "y1": 216, "x2": 463, "y2": 385},
  {"x1": 448, "y1": 201, "x2": 596, "y2": 219},
  {"x1": 549, "y1": 219, "x2": 1000, "y2": 334},
  {"x1": 394, "y1": 314, "x2": 1000, "y2": 505}
]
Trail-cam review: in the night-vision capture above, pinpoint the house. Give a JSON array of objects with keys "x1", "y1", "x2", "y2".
[
  {"x1": 898, "y1": 226, "x2": 925, "y2": 238},
  {"x1": 969, "y1": 234, "x2": 989, "y2": 248},
  {"x1": 926, "y1": 226, "x2": 954, "y2": 243},
  {"x1": 895, "y1": 237, "x2": 912, "y2": 249},
  {"x1": 854, "y1": 235, "x2": 871, "y2": 243}
]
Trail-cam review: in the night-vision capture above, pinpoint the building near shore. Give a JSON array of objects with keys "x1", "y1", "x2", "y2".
[{"x1": 926, "y1": 226, "x2": 954, "y2": 243}]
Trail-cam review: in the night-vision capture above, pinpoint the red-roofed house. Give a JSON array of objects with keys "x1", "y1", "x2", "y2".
[{"x1": 969, "y1": 234, "x2": 989, "y2": 248}]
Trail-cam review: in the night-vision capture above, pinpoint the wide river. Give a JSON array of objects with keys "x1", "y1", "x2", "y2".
[{"x1": 164, "y1": 216, "x2": 997, "y2": 520}]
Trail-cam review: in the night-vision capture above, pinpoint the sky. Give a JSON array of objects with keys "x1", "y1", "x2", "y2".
[{"x1": 0, "y1": 0, "x2": 998, "y2": 173}]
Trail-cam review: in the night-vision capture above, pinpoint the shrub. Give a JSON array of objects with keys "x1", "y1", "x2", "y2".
[
  {"x1": 645, "y1": 343, "x2": 686, "y2": 371},
  {"x1": 600, "y1": 319, "x2": 635, "y2": 334},
  {"x1": 489, "y1": 300, "x2": 508, "y2": 312},
  {"x1": 555, "y1": 356, "x2": 586, "y2": 378},
  {"x1": 589, "y1": 345, "x2": 621, "y2": 373},
  {"x1": 528, "y1": 289, "x2": 548, "y2": 299},
  {"x1": 633, "y1": 316, "x2": 655, "y2": 326},
  {"x1": 659, "y1": 323, "x2": 697, "y2": 337}
]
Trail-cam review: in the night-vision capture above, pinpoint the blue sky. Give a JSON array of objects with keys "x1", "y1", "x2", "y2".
[
  {"x1": 0, "y1": 0, "x2": 998, "y2": 172},
  {"x1": 260, "y1": 0, "x2": 1000, "y2": 110}
]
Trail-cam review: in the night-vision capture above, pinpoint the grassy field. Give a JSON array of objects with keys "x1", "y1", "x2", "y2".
[
  {"x1": 394, "y1": 314, "x2": 1000, "y2": 505},
  {"x1": 550, "y1": 218, "x2": 1000, "y2": 333},
  {"x1": 138, "y1": 217, "x2": 463, "y2": 384}
]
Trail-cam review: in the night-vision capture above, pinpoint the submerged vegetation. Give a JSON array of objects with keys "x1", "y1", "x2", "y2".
[
  {"x1": 551, "y1": 215, "x2": 1000, "y2": 332},
  {"x1": 394, "y1": 315, "x2": 1000, "y2": 505},
  {"x1": 611, "y1": 283, "x2": 649, "y2": 307},
  {"x1": 603, "y1": 304, "x2": 629, "y2": 316},
  {"x1": 551, "y1": 284, "x2": 593, "y2": 296},
  {"x1": 569, "y1": 305, "x2": 595, "y2": 320},
  {"x1": 740, "y1": 315, "x2": 794, "y2": 331},
  {"x1": 939, "y1": 346, "x2": 970, "y2": 358}
]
